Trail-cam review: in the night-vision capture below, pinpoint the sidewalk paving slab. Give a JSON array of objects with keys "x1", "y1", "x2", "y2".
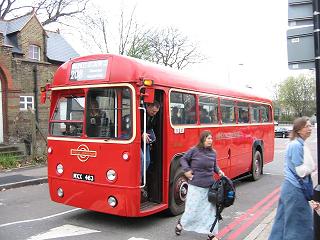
[{"x1": 244, "y1": 208, "x2": 276, "y2": 240}]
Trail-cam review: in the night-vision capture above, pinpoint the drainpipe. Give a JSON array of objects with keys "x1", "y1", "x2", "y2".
[{"x1": 33, "y1": 65, "x2": 39, "y2": 123}]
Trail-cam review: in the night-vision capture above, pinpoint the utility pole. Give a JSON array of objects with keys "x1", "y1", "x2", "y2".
[
  {"x1": 287, "y1": 1, "x2": 320, "y2": 237},
  {"x1": 313, "y1": 1, "x2": 320, "y2": 238}
]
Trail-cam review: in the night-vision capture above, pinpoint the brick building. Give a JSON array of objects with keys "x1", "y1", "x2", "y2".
[{"x1": 0, "y1": 13, "x2": 79, "y2": 144}]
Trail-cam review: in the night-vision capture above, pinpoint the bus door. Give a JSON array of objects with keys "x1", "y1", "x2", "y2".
[
  {"x1": 233, "y1": 101, "x2": 252, "y2": 175},
  {"x1": 218, "y1": 99, "x2": 238, "y2": 177},
  {"x1": 140, "y1": 89, "x2": 164, "y2": 204},
  {"x1": 214, "y1": 133, "x2": 231, "y2": 177}
]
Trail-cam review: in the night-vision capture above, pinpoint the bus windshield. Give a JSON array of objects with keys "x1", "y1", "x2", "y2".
[{"x1": 50, "y1": 86, "x2": 133, "y2": 139}]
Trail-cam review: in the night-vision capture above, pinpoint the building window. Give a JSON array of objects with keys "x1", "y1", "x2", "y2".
[
  {"x1": 28, "y1": 45, "x2": 40, "y2": 61},
  {"x1": 20, "y1": 96, "x2": 34, "y2": 110}
]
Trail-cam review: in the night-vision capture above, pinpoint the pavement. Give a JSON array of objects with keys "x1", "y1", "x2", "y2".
[
  {"x1": 0, "y1": 164, "x2": 48, "y2": 191},
  {"x1": 0, "y1": 165, "x2": 274, "y2": 240},
  {"x1": 243, "y1": 209, "x2": 275, "y2": 240}
]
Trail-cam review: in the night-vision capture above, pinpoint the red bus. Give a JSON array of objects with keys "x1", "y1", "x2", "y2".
[{"x1": 44, "y1": 54, "x2": 274, "y2": 217}]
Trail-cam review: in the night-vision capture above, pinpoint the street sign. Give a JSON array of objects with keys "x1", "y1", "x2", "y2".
[
  {"x1": 287, "y1": 25, "x2": 315, "y2": 69},
  {"x1": 287, "y1": 0, "x2": 315, "y2": 70},
  {"x1": 288, "y1": 0, "x2": 313, "y2": 26}
]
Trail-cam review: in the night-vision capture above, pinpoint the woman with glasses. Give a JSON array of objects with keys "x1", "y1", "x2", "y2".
[{"x1": 269, "y1": 116, "x2": 316, "y2": 240}]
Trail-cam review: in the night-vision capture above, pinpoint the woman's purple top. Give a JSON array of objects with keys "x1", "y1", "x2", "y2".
[{"x1": 180, "y1": 146, "x2": 220, "y2": 188}]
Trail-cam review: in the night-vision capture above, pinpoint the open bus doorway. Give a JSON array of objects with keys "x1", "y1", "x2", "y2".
[{"x1": 141, "y1": 90, "x2": 164, "y2": 206}]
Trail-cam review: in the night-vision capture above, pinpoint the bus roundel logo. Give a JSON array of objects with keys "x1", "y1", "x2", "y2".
[{"x1": 70, "y1": 144, "x2": 97, "y2": 162}]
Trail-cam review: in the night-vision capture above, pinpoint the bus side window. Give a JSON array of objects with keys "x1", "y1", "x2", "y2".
[
  {"x1": 170, "y1": 91, "x2": 196, "y2": 125},
  {"x1": 261, "y1": 105, "x2": 270, "y2": 123},
  {"x1": 220, "y1": 99, "x2": 236, "y2": 124},
  {"x1": 199, "y1": 95, "x2": 218, "y2": 124},
  {"x1": 171, "y1": 106, "x2": 182, "y2": 124},
  {"x1": 250, "y1": 104, "x2": 260, "y2": 123},
  {"x1": 184, "y1": 96, "x2": 196, "y2": 124},
  {"x1": 237, "y1": 102, "x2": 249, "y2": 123}
]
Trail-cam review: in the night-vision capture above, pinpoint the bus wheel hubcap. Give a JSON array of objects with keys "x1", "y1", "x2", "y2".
[
  {"x1": 175, "y1": 177, "x2": 188, "y2": 205},
  {"x1": 254, "y1": 155, "x2": 260, "y2": 175}
]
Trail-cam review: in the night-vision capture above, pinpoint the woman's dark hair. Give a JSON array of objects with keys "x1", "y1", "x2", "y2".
[
  {"x1": 196, "y1": 130, "x2": 213, "y2": 150},
  {"x1": 290, "y1": 116, "x2": 310, "y2": 140}
]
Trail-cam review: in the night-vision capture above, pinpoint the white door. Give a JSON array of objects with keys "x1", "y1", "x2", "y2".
[{"x1": 0, "y1": 80, "x2": 3, "y2": 143}]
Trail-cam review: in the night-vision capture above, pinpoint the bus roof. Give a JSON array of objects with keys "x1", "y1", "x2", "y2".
[{"x1": 52, "y1": 54, "x2": 271, "y2": 103}]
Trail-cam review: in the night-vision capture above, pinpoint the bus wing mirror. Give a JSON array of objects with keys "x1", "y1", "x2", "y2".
[
  {"x1": 40, "y1": 91, "x2": 47, "y2": 104},
  {"x1": 142, "y1": 88, "x2": 155, "y2": 103},
  {"x1": 40, "y1": 83, "x2": 51, "y2": 104}
]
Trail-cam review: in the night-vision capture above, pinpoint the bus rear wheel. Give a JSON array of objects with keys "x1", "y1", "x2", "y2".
[
  {"x1": 251, "y1": 150, "x2": 262, "y2": 181},
  {"x1": 168, "y1": 167, "x2": 188, "y2": 216}
]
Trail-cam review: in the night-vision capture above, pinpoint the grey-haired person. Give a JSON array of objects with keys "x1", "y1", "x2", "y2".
[{"x1": 269, "y1": 116, "x2": 316, "y2": 240}]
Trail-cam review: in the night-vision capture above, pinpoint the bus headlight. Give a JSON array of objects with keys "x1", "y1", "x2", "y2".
[
  {"x1": 48, "y1": 147, "x2": 53, "y2": 154},
  {"x1": 57, "y1": 187, "x2": 64, "y2": 198},
  {"x1": 122, "y1": 152, "x2": 129, "y2": 161},
  {"x1": 56, "y1": 163, "x2": 64, "y2": 175},
  {"x1": 106, "y1": 169, "x2": 117, "y2": 182},
  {"x1": 107, "y1": 196, "x2": 118, "y2": 207}
]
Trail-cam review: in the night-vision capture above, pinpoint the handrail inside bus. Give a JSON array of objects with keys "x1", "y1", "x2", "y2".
[{"x1": 138, "y1": 106, "x2": 147, "y2": 188}]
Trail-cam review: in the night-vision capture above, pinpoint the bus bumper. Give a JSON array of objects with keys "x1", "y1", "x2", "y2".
[{"x1": 48, "y1": 177, "x2": 142, "y2": 217}]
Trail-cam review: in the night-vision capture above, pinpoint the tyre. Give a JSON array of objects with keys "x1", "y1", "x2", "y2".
[
  {"x1": 168, "y1": 167, "x2": 188, "y2": 216},
  {"x1": 251, "y1": 150, "x2": 262, "y2": 181}
]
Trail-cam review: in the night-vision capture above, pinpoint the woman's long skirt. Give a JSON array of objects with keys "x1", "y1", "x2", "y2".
[
  {"x1": 268, "y1": 180, "x2": 313, "y2": 240},
  {"x1": 180, "y1": 184, "x2": 218, "y2": 235}
]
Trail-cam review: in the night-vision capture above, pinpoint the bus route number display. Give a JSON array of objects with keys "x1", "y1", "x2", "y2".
[{"x1": 70, "y1": 59, "x2": 108, "y2": 81}]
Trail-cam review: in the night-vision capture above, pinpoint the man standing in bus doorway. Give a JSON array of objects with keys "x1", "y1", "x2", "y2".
[{"x1": 140, "y1": 101, "x2": 160, "y2": 195}]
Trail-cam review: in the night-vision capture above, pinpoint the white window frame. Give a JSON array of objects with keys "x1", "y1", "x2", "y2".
[
  {"x1": 20, "y1": 96, "x2": 34, "y2": 111},
  {"x1": 28, "y1": 45, "x2": 40, "y2": 61}
]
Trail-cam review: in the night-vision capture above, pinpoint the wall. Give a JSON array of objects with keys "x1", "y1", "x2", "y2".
[{"x1": 0, "y1": 15, "x2": 60, "y2": 144}]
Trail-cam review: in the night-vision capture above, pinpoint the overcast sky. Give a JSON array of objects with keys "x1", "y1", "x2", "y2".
[{"x1": 67, "y1": 0, "x2": 299, "y2": 98}]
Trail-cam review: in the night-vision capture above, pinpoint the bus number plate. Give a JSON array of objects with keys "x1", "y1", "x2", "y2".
[{"x1": 72, "y1": 172, "x2": 95, "y2": 182}]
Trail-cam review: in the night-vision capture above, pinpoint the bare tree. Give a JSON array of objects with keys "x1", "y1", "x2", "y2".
[
  {"x1": 147, "y1": 27, "x2": 205, "y2": 69},
  {"x1": 79, "y1": 5, "x2": 142, "y2": 55},
  {"x1": 80, "y1": 6, "x2": 205, "y2": 70},
  {"x1": 79, "y1": 8, "x2": 110, "y2": 53},
  {"x1": 118, "y1": 6, "x2": 136, "y2": 55},
  {"x1": 0, "y1": 0, "x2": 27, "y2": 19},
  {"x1": 126, "y1": 25, "x2": 152, "y2": 61},
  {"x1": 0, "y1": 0, "x2": 89, "y2": 26}
]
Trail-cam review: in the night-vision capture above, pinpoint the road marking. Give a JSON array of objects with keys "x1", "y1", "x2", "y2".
[
  {"x1": 226, "y1": 193, "x2": 279, "y2": 239},
  {"x1": 263, "y1": 172, "x2": 283, "y2": 176},
  {"x1": 274, "y1": 149, "x2": 285, "y2": 153},
  {"x1": 128, "y1": 238, "x2": 150, "y2": 240},
  {"x1": 26, "y1": 224, "x2": 100, "y2": 240},
  {"x1": 0, "y1": 208, "x2": 80, "y2": 228},
  {"x1": 217, "y1": 187, "x2": 280, "y2": 239}
]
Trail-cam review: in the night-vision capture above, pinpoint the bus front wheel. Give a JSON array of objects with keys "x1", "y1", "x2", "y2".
[
  {"x1": 168, "y1": 167, "x2": 188, "y2": 216},
  {"x1": 251, "y1": 150, "x2": 262, "y2": 181}
]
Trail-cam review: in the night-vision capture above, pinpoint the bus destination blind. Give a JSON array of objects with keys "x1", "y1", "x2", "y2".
[{"x1": 70, "y1": 59, "x2": 108, "y2": 81}]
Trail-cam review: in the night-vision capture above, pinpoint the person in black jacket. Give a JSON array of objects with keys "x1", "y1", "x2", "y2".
[
  {"x1": 140, "y1": 101, "x2": 160, "y2": 180},
  {"x1": 87, "y1": 98, "x2": 102, "y2": 137}
]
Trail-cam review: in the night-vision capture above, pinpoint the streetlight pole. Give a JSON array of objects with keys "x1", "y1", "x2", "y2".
[{"x1": 313, "y1": 0, "x2": 320, "y2": 239}]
